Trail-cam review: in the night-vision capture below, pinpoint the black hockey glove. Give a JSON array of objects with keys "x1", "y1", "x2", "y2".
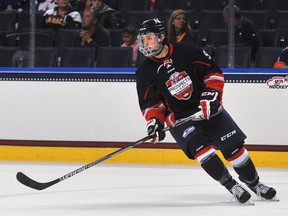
[
  {"x1": 146, "y1": 118, "x2": 166, "y2": 143},
  {"x1": 199, "y1": 88, "x2": 221, "y2": 120}
]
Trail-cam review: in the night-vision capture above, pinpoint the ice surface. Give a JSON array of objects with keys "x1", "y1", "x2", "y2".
[{"x1": 0, "y1": 162, "x2": 287, "y2": 216}]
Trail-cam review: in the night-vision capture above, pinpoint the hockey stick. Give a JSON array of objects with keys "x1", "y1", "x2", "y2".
[
  {"x1": 16, "y1": 135, "x2": 152, "y2": 191},
  {"x1": 16, "y1": 109, "x2": 220, "y2": 190}
]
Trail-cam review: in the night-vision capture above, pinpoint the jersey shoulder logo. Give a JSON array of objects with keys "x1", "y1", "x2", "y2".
[
  {"x1": 166, "y1": 71, "x2": 193, "y2": 100},
  {"x1": 157, "y1": 58, "x2": 175, "y2": 74}
]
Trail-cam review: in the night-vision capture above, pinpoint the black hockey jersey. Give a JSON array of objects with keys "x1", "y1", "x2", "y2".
[{"x1": 136, "y1": 43, "x2": 224, "y2": 126}]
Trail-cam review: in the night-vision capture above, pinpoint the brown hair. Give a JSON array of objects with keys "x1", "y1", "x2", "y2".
[
  {"x1": 167, "y1": 9, "x2": 192, "y2": 44},
  {"x1": 122, "y1": 25, "x2": 138, "y2": 42}
]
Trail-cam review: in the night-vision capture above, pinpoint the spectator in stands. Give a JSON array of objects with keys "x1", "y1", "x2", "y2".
[
  {"x1": 0, "y1": 0, "x2": 29, "y2": 12},
  {"x1": 120, "y1": 25, "x2": 139, "y2": 67},
  {"x1": 74, "y1": 9, "x2": 111, "y2": 47},
  {"x1": 74, "y1": 0, "x2": 92, "y2": 13},
  {"x1": 90, "y1": 0, "x2": 118, "y2": 28},
  {"x1": 38, "y1": 0, "x2": 57, "y2": 12},
  {"x1": 40, "y1": 0, "x2": 82, "y2": 30},
  {"x1": 167, "y1": 9, "x2": 196, "y2": 45},
  {"x1": 104, "y1": 0, "x2": 118, "y2": 10},
  {"x1": 222, "y1": 5, "x2": 263, "y2": 60},
  {"x1": 273, "y1": 46, "x2": 288, "y2": 68}
]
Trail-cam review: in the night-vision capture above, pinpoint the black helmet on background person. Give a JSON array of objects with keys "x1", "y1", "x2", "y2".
[{"x1": 138, "y1": 18, "x2": 165, "y2": 57}]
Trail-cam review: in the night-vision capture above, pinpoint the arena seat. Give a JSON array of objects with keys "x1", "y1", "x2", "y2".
[
  {"x1": 96, "y1": 46, "x2": 133, "y2": 68},
  {"x1": 116, "y1": 0, "x2": 150, "y2": 11},
  {"x1": 6, "y1": 29, "x2": 54, "y2": 48},
  {"x1": 241, "y1": 10, "x2": 271, "y2": 29},
  {"x1": 34, "y1": 47, "x2": 58, "y2": 67},
  {"x1": 254, "y1": 47, "x2": 283, "y2": 68},
  {"x1": 229, "y1": 0, "x2": 259, "y2": 10},
  {"x1": 124, "y1": 10, "x2": 158, "y2": 29},
  {"x1": 259, "y1": 29, "x2": 280, "y2": 47},
  {"x1": 0, "y1": 46, "x2": 19, "y2": 67},
  {"x1": 215, "y1": 46, "x2": 252, "y2": 68},
  {"x1": 198, "y1": 10, "x2": 226, "y2": 32},
  {"x1": 206, "y1": 29, "x2": 228, "y2": 47},
  {"x1": 54, "y1": 29, "x2": 79, "y2": 47},
  {"x1": 17, "y1": 11, "x2": 44, "y2": 31},
  {"x1": 108, "y1": 28, "x2": 123, "y2": 47},
  {"x1": 58, "y1": 47, "x2": 96, "y2": 67},
  {"x1": 0, "y1": 11, "x2": 17, "y2": 30}
]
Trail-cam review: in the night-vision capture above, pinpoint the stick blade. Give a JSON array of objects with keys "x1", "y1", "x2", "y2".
[{"x1": 16, "y1": 172, "x2": 58, "y2": 190}]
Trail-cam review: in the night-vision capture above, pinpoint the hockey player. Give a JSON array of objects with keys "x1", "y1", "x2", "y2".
[{"x1": 135, "y1": 18, "x2": 277, "y2": 204}]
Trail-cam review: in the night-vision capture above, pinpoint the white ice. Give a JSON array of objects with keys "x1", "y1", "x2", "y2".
[{"x1": 0, "y1": 162, "x2": 287, "y2": 216}]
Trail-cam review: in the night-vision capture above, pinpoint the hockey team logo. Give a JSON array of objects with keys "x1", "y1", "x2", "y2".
[
  {"x1": 182, "y1": 126, "x2": 195, "y2": 138},
  {"x1": 266, "y1": 76, "x2": 288, "y2": 89},
  {"x1": 163, "y1": 59, "x2": 175, "y2": 73},
  {"x1": 166, "y1": 71, "x2": 193, "y2": 100},
  {"x1": 163, "y1": 59, "x2": 172, "y2": 68}
]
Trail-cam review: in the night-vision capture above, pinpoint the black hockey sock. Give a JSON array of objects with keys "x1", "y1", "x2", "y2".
[
  {"x1": 233, "y1": 158, "x2": 259, "y2": 187},
  {"x1": 201, "y1": 153, "x2": 233, "y2": 186}
]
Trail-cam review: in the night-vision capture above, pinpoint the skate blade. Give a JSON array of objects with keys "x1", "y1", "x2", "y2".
[
  {"x1": 231, "y1": 197, "x2": 255, "y2": 205},
  {"x1": 266, "y1": 196, "x2": 280, "y2": 202},
  {"x1": 256, "y1": 195, "x2": 280, "y2": 202},
  {"x1": 243, "y1": 199, "x2": 255, "y2": 205}
]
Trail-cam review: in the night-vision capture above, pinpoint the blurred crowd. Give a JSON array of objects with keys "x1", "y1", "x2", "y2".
[{"x1": 0, "y1": 0, "x2": 288, "y2": 68}]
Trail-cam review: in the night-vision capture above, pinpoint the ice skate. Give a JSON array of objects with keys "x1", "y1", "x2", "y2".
[
  {"x1": 248, "y1": 182, "x2": 279, "y2": 201},
  {"x1": 225, "y1": 180, "x2": 253, "y2": 205}
]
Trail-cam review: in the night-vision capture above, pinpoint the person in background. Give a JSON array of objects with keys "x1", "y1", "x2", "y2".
[
  {"x1": 74, "y1": 9, "x2": 110, "y2": 47},
  {"x1": 167, "y1": 9, "x2": 196, "y2": 45},
  {"x1": 120, "y1": 25, "x2": 139, "y2": 67},
  {"x1": 136, "y1": 18, "x2": 277, "y2": 204},
  {"x1": 74, "y1": 0, "x2": 93, "y2": 13},
  {"x1": 38, "y1": 0, "x2": 57, "y2": 12},
  {"x1": 40, "y1": 0, "x2": 82, "y2": 30},
  {"x1": 103, "y1": 0, "x2": 118, "y2": 10},
  {"x1": 0, "y1": 0, "x2": 29, "y2": 12},
  {"x1": 222, "y1": 5, "x2": 262, "y2": 60},
  {"x1": 273, "y1": 46, "x2": 288, "y2": 68},
  {"x1": 90, "y1": 0, "x2": 118, "y2": 28}
]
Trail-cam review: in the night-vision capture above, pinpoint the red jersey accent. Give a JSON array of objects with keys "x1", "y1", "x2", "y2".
[
  {"x1": 227, "y1": 147, "x2": 245, "y2": 162},
  {"x1": 194, "y1": 146, "x2": 215, "y2": 159},
  {"x1": 142, "y1": 101, "x2": 166, "y2": 122}
]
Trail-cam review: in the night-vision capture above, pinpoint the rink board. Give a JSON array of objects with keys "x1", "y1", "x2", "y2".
[
  {"x1": 1, "y1": 145, "x2": 288, "y2": 168},
  {"x1": 0, "y1": 68, "x2": 287, "y2": 167}
]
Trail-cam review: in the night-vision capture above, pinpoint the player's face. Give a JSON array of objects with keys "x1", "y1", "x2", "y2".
[{"x1": 140, "y1": 33, "x2": 159, "y2": 50}]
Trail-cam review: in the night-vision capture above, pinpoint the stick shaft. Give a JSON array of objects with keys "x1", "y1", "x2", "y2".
[
  {"x1": 57, "y1": 111, "x2": 206, "y2": 182},
  {"x1": 58, "y1": 135, "x2": 151, "y2": 182},
  {"x1": 16, "y1": 110, "x2": 221, "y2": 190},
  {"x1": 16, "y1": 135, "x2": 151, "y2": 190}
]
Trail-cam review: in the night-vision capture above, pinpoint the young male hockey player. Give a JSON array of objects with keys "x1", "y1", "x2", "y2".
[{"x1": 135, "y1": 18, "x2": 277, "y2": 204}]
